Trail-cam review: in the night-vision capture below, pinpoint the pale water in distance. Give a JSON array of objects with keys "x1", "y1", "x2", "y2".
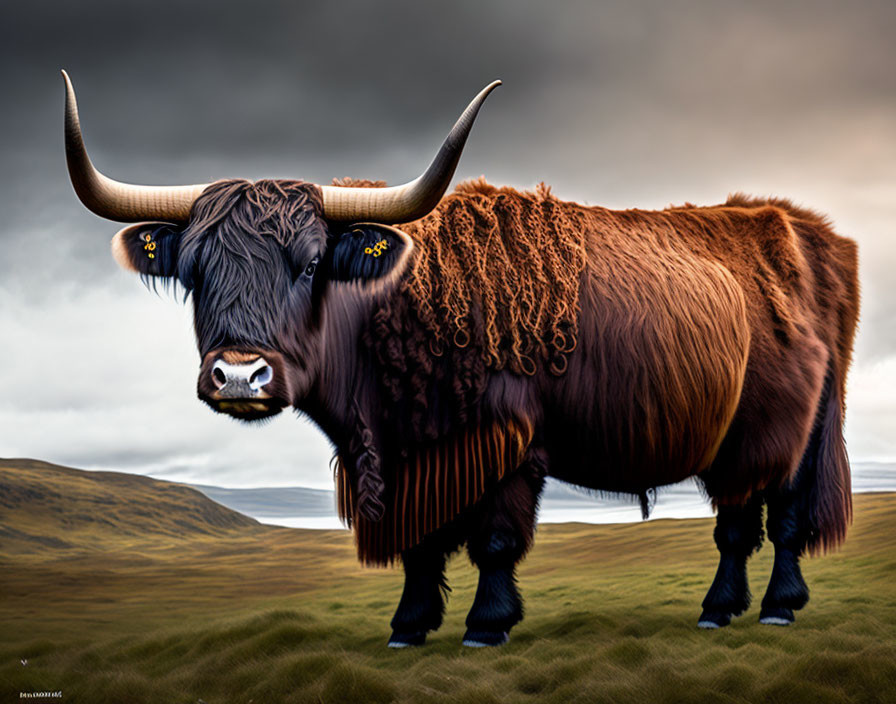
[{"x1": 192, "y1": 462, "x2": 896, "y2": 530}]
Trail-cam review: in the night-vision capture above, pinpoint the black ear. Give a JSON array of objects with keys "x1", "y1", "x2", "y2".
[
  {"x1": 327, "y1": 223, "x2": 413, "y2": 285},
  {"x1": 111, "y1": 222, "x2": 182, "y2": 277}
]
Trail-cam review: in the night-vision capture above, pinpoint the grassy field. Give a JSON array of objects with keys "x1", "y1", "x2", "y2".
[{"x1": 1, "y1": 459, "x2": 894, "y2": 703}]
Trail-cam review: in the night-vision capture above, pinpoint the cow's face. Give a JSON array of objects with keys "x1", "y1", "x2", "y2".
[
  {"x1": 110, "y1": 179, "x2": 413, "y2": 422},
  {"x1": 61, "y1": 72, "x2": 498, "y2": 421}
]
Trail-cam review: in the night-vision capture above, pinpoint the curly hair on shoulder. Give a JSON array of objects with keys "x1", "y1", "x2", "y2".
[{"x1": 401, "y1": 178, "x2": 588, "y2": 376}]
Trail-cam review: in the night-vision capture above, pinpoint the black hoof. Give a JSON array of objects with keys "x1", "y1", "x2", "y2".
[
  {"x1": 759, "y1": 607, "x2": 794, "y2": 626},
  {"x1": 388, "y1": 631, "x2": 427, "y2": 648},
  {"x1": 697, "y1": 611, "x2": 732, "y2": 629},
  {"x1": 462, "y1": 630, "x2": 509, "y2": 647}
]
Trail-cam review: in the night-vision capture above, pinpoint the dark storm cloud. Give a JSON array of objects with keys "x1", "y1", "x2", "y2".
[
  {"x1": 1, "y1": 0, "x2": 895, "y2": 477},
  {"x1": 2, "y1": 0, "x2": 567, "y2": 289},
  {"x1": 3, "y1": 0, "x2": 895, "y2": 284}
]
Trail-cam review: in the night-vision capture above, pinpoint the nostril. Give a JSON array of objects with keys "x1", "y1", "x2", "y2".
[
  {"x1": 212, "y1": 366, "x2": 227, "y2": 389},
  {"x1": 249, "y1": 364, "x2": 273, "y2": 390},
  {"x1": 210, "y1": 356, "x2": 273, "y2": 396}
]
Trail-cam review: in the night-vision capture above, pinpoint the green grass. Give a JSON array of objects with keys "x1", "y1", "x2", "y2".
[{"x1": 1, "y1": 459, "x2": 895, "y2": 703}]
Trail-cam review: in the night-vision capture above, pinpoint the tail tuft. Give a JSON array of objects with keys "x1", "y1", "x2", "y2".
[{"x1": 805, "y1": 369, "x2": 852, "y2": 555}]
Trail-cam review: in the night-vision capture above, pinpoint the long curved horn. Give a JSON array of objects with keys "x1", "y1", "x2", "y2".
[
  {"x1": 320, "y1": 80, "x2": 501, "y2": 223},
  {"x1": 62, "y1": 70, "x2": 210, "y2": 223}
]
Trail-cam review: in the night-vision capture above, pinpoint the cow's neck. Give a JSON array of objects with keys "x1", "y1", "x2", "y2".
[{"x1": 300, "y1": 285, "x2": 384, "y2": 450}]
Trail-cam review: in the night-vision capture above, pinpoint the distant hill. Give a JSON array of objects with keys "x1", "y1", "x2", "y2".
[
  {"x1": 0, "y1": 458, "x2": 260, "y2": 553},
  {"x1": 189, "y1": 483, "x2": 337, "y2": 518}
]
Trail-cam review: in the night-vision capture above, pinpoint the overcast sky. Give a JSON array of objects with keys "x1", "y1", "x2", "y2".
[{"x1": 1, "y1": 0, "x2": 893, "y2": 489}]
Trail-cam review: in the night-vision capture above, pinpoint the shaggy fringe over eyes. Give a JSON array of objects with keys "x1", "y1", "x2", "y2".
[
  {"x1": 176, "y1": 179, "x2": 325, "y2": 350},
  {"x1": 401, "y1": 178, "x2": 588, "y2": 376},
  {"x1": 181, "y1": 179, "x2": 324, "y2": 253}
]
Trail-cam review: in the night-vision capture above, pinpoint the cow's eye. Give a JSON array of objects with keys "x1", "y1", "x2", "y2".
[{"x1": 304, "y1": 257, "x2": 319, "y2": 277}]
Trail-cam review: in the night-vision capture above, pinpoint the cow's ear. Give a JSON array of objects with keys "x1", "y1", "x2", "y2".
[
  {"x1": 111, "y1": 222, "x2": 182, "y2": 277},
  {"x1": 327, "y1": 223, "x2": 414, "y2": 290}
]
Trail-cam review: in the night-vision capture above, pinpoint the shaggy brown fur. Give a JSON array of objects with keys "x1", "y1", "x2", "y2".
[
  {"x1": 546, "y1": 190, "x2": 857, "y2": 554},
  {"x1": 336, "y1": 418, "x2": 534, "y2": 565},
  {"x1": 341, "y1": 179, "x2": 857, "y2": 557},
  {"x1": 353, "y1": 179, "x2": 587, "y2": 445},
  {"x1": 140, "y1": 176, "x2": 856, "y2": 562},
  {"x1": 399, "y1": 178, "x2": 588, "y2": 376}
]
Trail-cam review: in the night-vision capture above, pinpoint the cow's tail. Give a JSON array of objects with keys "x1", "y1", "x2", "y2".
[{"x1": 802, "y1": 366, "x2": 852, "y2": 555}]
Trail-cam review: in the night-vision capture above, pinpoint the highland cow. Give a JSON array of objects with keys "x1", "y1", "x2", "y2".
[{"x1": 62, "y1": 71, "x2": 859, "y2": 647}]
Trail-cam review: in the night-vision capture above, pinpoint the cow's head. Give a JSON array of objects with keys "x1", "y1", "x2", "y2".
[{"x1": 62, "y1": 71, "x2": 499, "y2": 422}]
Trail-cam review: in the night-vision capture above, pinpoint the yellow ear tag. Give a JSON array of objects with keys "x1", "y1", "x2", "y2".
[
  {"x1": 365, "y1": 239, "x2": 389, "y2": 258},
  {"x1": 143, "y1": 233, "x2": 157, "y2": 260}
]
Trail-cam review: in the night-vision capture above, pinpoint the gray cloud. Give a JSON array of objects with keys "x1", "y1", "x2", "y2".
[{"x1": 1, "y1": 0, "x2": 894, "y2": 483}]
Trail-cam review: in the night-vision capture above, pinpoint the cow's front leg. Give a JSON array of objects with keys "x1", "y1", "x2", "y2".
[
  {"x1": 464, "y1": 450, "x2": 545, "y2": 647},
  {"x1": 388, "y1": 541, "x2": 450, "y2": 648}
]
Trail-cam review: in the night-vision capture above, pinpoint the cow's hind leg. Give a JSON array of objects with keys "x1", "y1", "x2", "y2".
[
  {"x1": 463, "y1": 449, "x2": 546, "y2": 647},
  {"x1": 388, "y1": 535, "x2": 456, "y2": 648},
  {"x1": 699, "y1": 495, "x2": 764, "y2": 628},
  {"x1": 759, "y1": 480, "x2": 811, "y2": 625},
  {"x1": 758, "y1": 369, "x2": 843, "y2": 626}
]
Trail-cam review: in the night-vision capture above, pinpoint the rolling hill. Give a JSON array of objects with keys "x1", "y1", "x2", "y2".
[{"x1": 0, "y1": 459, "x2": 260, "y2": 553}]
